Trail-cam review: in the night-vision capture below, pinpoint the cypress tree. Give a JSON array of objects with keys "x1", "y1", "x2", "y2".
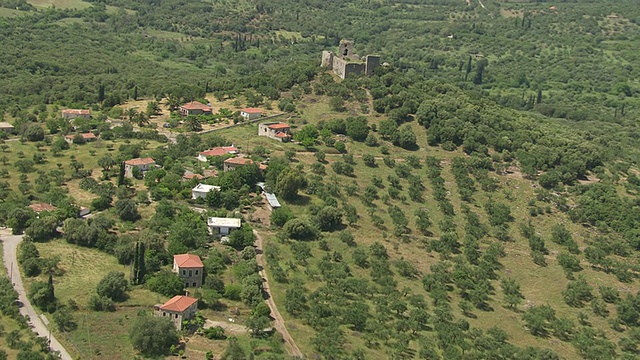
[
  {"x1": 131, "y1": 242, "x2": 139, "y2": 285},
  {"x1": 47, "y1": 273, "x2": 55, "y2": 304},
  {"x1": 138, "y1": 242, "x2": 146, "y2": 284},
  {"x1": 536, "y1": 89, "x2": 542, "y2": 104},
  {"x1": 133, "y1": 85, "x2": 138, "y2": 101},
  {"x1": 118, "y1": 161, "x2": 125, "y2": 186}
]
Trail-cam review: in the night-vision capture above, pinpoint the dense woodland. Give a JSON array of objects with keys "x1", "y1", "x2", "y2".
[{"x1": 2, "y1": 0, "x2": 640, "y2": 359}]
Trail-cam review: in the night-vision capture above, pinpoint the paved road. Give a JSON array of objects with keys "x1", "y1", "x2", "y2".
[
  {"x1": 1, "y1": 231, "x2": 73, "y2": 360},
  {"x1": 253, "y1": 230, "x2": 303, "y2": 358}
]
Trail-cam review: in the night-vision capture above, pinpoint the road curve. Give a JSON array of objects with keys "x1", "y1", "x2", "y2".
[
  {"x1": 253, "y1": 230, "x2": 303, "y2": 358},
  {"x1": 1, "y1": 230, "x2": 73, "y2": 360}
]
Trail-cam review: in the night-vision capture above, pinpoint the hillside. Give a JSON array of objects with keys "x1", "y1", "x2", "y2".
[{"x1": 1, "y1": 0, "x2": 640, "y2": 359}]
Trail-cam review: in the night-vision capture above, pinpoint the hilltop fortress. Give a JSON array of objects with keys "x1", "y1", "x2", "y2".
[{"x1": 321, "y1": 40, "x2": 381, "y2": 79}]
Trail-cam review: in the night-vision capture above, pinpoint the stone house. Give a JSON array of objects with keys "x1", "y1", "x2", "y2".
[
  {"x1": 207, "y1": 217, "x2": 241, "y2": 235},
  {"x1": 180, "y1": 101, "x2": 212, "y2": 117},
  {"x1": 154, "y1": 295, "x2": 199, "y2": 330},
  {"x1": 191, "y1": 183, "x2": 221, "y2": 199},
  {"x1": 173, "y1": 254, "x2": 204, "y2": 288},
  {"x1": 61, "y1": 109, "x2": 91, "y2": 121},
  {"x1": 240, "y1": 108, "x2": 263, "y2": 120},
  {"x1": 258, "y1": 122, "x2": 291, "y2": 142},
  {"x1": 197, "y1": 146, "x2": 238, "y2": 162},
  {"x1": 123, "y1": 157, "x2": 155, "y2": 178},
  {"x1": 0, "y1": 122, "x2": 15, "y2": 134}
]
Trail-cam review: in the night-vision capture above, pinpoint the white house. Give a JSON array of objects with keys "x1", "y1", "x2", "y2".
[
  {"x1": 207, "y1": 217, "x2": 242, "y2": 235},
  {"x1": 240, "y1": 108, "x2": 263, "y2": 121},
  {"x1": 192, "y1": 183, "x2": 221, "y2": 199}
]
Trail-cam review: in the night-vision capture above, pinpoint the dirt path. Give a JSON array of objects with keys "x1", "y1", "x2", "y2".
[
  {"x1": 253, "y1": 230, "x2": 303, "y2": 358},
  {"x1": 1, "y1": 230, "x2": 73, "y2": 360}
]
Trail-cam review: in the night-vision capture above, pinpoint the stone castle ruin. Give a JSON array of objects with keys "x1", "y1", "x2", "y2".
[{"x1": 321, "y1": 40, "x2": 381, "y2": 79}]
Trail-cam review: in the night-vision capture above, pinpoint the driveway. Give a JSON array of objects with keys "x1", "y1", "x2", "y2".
[{"x1": 1, "y1": 230, "x2": 73, "y2": 360}]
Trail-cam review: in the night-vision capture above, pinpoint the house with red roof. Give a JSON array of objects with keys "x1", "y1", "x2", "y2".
[
  {"x1": 223, "y1": 157, "x2": 267, "y2": 172},
  {"x1": 61, "y1": 109, "x2": 91, "y2": 121},
  {"x1": 154, "y1": 295, "x2": 198, "y2": 330},
  {"x1": 180, "y1": 101, "x2": 212, "y2": 117},
  {"x1": 240, "y1": 107, "x2": 263, "y2": 120},
  {"x1": 123, "y1": 157, "x2": 155, "y2": 178},
  {"x1": 197, "y1": 146, "x2": 238, "y2": 162},
  {"x1": 64, "y1": 132, "x2": 97, "y2": 144},
  {"x1": 258, "y1": 122, "x2": 291, "y2": 142},
  {"x1": 173, "y1": 254, "x2": 204, "y2": 288}
]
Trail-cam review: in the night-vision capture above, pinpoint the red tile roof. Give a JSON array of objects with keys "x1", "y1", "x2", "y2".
[
  {"x1": 29, "y1": 203, "x2": 57, "y2": 213},
  {"x1": 65, "y1": 133, "x2": 96, "y2": 140},
  {"x1": 62, "y1": 109, "x2": 90, "y2": 115},
  {"x1": 181, "y1": 101, "x2": 212, "y2": 112},
  {"x1": 199, "y1": 146, "x2": 238, "y2": 157},
  {"x1": 159, "y1": 295, "x2": 198, "y2": 312},
  {"x1": 183, "y1": 173, "x2": 205, "y2": 180},
  {"x1": 267, "y1": 123, "x2": 290, "y2": 130},
  {"x1": 174, "y1": 254, "x2": 204, "y2": 268},
  {"x1": 241, "y1": 108, "x2": 263, "y2": 114},
  {"x1": 124, "y1": 157, "x2": 155, "y2": 166},
  {"x1": 224, "y1": 157, "x2": 254, "y2": 166},
  {"x1": 275, "y1": 132, "x2": 291, "y2": 138}
]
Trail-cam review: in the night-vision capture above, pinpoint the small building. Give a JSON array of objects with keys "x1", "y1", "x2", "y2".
[
  {"x1": 197, "y1": 146, "x2": 238, "y2": 162},
  {"x1": 207, "y1": 217, "x2": 242, "y2": 235},
  {"x1": 0, "y1": 122, "x2": 15, "y2": 134},
  {"x1": 29, "y1": 203, "x2": 57, "y2": 214},
  {"x1": 180, "y1": 101, "x2": 212, "y2": 117},
  {"x1": 61, "y1": 109, "x2": 91, "y2": 120},
  {"x1": 258, "y1": 122, "x2": 291, "y2": 142},
  {"x1": 154, "y1": 295, "x2": 199, "y2": 330},
  {"x1": 124, "y1": 157, "x2": 155, "y2": 178},
  {"x1": 173, "y1": 254, "x2": 204, "y2": 288},
  {"x1": 64, "y1": 132, "x2": 97, "y2": 144},
  {"x1": 78, "y1": 206, "x2": 91, "y2": 217},
  {"x1": 240, "y1": 108, "x2": 263, "y2": 121},
  {"x1": 223, "y1": 157, "x2": 267, "y2": 172},
  {"x1": 191, "y1": 183, "x2": 221, "y2": 199},
  {"x1": 265, "y1": 193, "x2": 281, "y2": 210},
  {"x1": 183, "y1": 172, "x2": 205, "y2": 181}
]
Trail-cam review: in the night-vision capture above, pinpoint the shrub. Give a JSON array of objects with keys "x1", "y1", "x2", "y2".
[{"x1": 283, "y1": 218, "x2": 318, "y2": 240}]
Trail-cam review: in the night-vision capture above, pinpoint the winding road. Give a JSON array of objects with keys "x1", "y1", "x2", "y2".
[
  {"x1": 1, "y1": 230, "x2": 73, "y2": 360},
  {"x1": 253, "y1": 230, "x2": 303, "y2": 358}
]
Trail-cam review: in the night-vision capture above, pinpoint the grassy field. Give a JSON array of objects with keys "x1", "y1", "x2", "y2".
[
  {"x1": 27, "y1": 0, "x2": 91, "y2": 9},
  {"x1": 0, "y1": 7, "x2": 27, "y2": 17}
]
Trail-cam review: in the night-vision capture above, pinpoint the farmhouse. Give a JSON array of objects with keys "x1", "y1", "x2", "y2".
[
  {"x1": 0, "y1": 122, "x2": 15, "y2": 134},
  {"x1": 180, "y1": 101, "x2": 212, "y2": 117},
  {"x1": 258, "y1": 122, "x2": 291, "y2": 142},
  {"x1": 223, "y1": 157, "x2": 267, "y2": 172},
  {"x1": 191, "y1": 183, "x2": 221, "y2": 199},
  {"x1": 173, "y1": 254, "x2": 204, "y2": 288},
  {"x1": 154, "y1": 295, "x2": 199, "y2": 330},
  {"x1": 240, "y1": 108, "x2": 263, "y2": 120},
  {"x1": 207, "y1": 217, "x2": 242, "y2": 235},
  {"x1": 61, "y1": 109, "x2": 91, "y2": 120},
  {"x1": 197, "y1": 146, "x2": 238, "y2": 162},
  {"x1": 123, "y1": 157, "x2": 155, "y2": 178},
  {"x1": 64, "y1": 132, "x2": 97, "y2": 144}
]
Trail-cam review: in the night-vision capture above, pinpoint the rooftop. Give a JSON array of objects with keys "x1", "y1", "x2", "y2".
[
  {"x1": 0, "y1": 122, "x2": 14, "y2": 129},
  {"x1": 192, "y1": 183, "x2": 221, "y2": 193},
  {"x1": 224, "y1": 157, "x2": 254, "y2": 166},
  {"x1": 173, "y1": 254, "x2": 204, "y2": 268},
  {"x1": 207, "y1": 217, "x2": 242, "y2": 228},
  {"x1": 267, "y1": 123, "x2": 290, "y2": 130},
  {"x1": 199, "y1": 146, "x2": 238, "y2": 157},
  {"x1": 29, "y1": 203, "x2": 57, "y2": 213},
  {"x1": 241, "y1": 108, "x2": 263, "y2": 114},
  {"x1": 183, "y1": 173, "x2": 205, "y2": 180},
  {"x1": 159, "y1": 295, "x2": 198, "y2": 312},
  {"x1": 181, "y1": 101, "x2": 212, "y2": 111},
  {"x1": 62, "y1": 109, "x2": 90, "y2": 115},
  {"x1": 265, "y1": 193, "x2": 281, "y2": 208},
  {"x1": 275, "y1": 132, "x2": 291, "y2": 138},
  {"x1": 65, "y1": 133, "x2": 97, "y2": 139},
  {"x1": 124, "y1": 157, "x2": 155, "y2": 166}
]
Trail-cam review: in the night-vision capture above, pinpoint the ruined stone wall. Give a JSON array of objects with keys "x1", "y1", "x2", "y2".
[
  {"x1": 343, "y1": 62, "x2": 366, "y2": 79},
  {"x1": 366, "y1": 55, "x2": 381, "y2": 76},
  {"x1": 321, "y1": 51, "x2": 334, "y2": 69}
]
